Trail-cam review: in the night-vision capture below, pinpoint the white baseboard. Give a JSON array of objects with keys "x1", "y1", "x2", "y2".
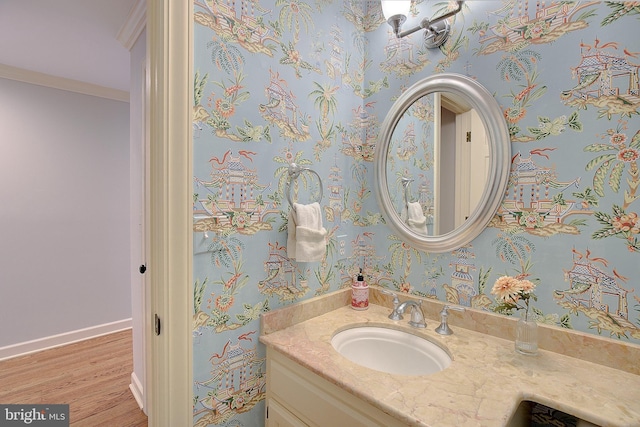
[
  {"x1": 0, "y1": 319, "x2": 133, "y2": 361},
  {"x1": 129, "y1": 372, "x2": 146, "y2": 413}
]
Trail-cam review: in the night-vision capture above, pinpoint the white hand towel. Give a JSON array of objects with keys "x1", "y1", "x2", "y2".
[
  {"x1": 406, "y1": 201, "x2": 428, "y2": 234},
  {"x1": 287, "y1": 202, "x2": 327, "y2": 262},
  {"x1": 287, "y1": 208, "x2": 298, "y2": 260}
]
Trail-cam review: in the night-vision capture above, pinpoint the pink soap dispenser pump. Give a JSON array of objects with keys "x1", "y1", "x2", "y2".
[{"x1": 351, "y1": 268, "x2": 369, "y2": 310}]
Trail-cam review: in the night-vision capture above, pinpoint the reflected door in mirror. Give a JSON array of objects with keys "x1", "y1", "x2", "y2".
[{"x1": 454, "y1": 108, "x2": 489, "y2": 229}]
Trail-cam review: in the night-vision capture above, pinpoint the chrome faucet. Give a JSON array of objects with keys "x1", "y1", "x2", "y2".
[
  {"x1": 435, "y1": 305, "x2": 466, "y2": 335},
  {"x1": 381, "y1": 290, "x2": 426, "y2": 328},
  {"x1": 396, "y1": 300, "x2": 427, "y2": 328}
]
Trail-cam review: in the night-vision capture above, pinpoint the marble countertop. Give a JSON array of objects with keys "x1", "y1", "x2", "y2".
[{"x1": 260, "y1": 289, "x2": 640, "y2": 427}]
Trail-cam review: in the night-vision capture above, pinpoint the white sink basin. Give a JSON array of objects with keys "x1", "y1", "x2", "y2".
[{"x1": 331, "y1": 326, "x2": 451, "y2": 376}]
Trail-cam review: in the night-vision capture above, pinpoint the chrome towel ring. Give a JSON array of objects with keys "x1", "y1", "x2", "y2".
[
  {"x1": 402, "y1": 177, "x2": 414, "y2": 211},
  {"x1": 286, "y1": 163, "x2": 323, "y2": 211}
]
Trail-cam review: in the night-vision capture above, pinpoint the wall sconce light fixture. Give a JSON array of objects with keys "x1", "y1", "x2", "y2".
[{"x1": 381, "y1": 0, "x2": 464, "y2": 48}]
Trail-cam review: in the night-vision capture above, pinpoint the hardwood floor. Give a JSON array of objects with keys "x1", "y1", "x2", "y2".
[{"x1": 0, "y1": 329, "x2": 148, "y2": 426}]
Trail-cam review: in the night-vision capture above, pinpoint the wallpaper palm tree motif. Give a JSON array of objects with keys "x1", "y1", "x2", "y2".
[{"x1": 193, "y1": 1, "x2": 640, "y2": 425}]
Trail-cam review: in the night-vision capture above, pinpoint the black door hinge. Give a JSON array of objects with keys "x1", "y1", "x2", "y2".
[{"x1": 139, "y1": 264, "x2": 147, "y2": 274}]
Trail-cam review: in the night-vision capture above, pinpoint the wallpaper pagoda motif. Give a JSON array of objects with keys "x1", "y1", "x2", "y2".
[{"x1": 192, "y1": 1, "x2": 640, "y2": 425}]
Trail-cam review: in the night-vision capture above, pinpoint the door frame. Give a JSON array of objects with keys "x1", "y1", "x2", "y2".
[{"x1": 146, "y1": 1, "x2": 192, "y2": 425}]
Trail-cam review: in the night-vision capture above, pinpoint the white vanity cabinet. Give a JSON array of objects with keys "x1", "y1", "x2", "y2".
[{"x1": 265, "y1": 348, "x2": 407, "y2": 427}]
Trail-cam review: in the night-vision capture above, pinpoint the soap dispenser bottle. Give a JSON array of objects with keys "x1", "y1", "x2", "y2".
[{"x1": 351, "y1": 268, "x2": 369, "y2": 310}]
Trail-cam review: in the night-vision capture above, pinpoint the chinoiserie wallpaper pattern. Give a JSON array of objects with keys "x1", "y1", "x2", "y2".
[{"x1": 191, "y1": 1, "x2": 640, "y2": 425}]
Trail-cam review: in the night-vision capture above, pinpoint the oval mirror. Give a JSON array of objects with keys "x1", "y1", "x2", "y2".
[{"x1": 374, "y1": 73, "x2": 510, "y2": 252}]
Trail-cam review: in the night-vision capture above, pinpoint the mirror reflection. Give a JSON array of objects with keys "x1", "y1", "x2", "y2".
[{"x1": 388, "y1": 91, "x2": 489, "y2": 236}]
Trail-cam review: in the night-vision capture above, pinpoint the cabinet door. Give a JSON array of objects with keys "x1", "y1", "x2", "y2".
[
  {"x1": 267, "y1": 349, "x2": 406, "y2": 427},
  {"x1": 266, "y1": 398, "x2": 308, "y2": 427}
]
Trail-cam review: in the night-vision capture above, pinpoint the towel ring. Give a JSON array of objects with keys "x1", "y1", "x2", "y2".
[
  {"x1": 286, "y1": 163, "x2": 323, "y2": 211},
  {"x1": 401, "y1": 177, "x2": 414, "y2": 211}
]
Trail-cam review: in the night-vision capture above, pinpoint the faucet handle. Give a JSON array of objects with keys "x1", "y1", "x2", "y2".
[
  {"x1": 381, "y1": 288, "x2": 399, "y2": 301},
  {"x1": 408, "y1": 302, "x2": 426, "y2": 329},
  {"x1": 435, "y1": 305, "x2": 466, "y2": 335},
  {"x1": 381, "y1": 289, "x2": 402, "y2": 320},
  {"x1": 444, "y1": 305, "x2": 465, "y2": 314}
]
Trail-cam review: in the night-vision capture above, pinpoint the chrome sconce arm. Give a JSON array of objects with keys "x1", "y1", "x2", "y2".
[{"x1": 382, "y1": 1, "x2": 464, "y2": 48}]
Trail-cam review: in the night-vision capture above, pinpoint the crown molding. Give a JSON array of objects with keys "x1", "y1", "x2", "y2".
[
  {"x1": 117, "y1": 0, "x2": 146, "y2": 50},
  {"x1": 0, "y1": 63, "x2": 129, "y2": 102}
]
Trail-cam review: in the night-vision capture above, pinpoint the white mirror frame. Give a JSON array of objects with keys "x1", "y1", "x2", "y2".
[{"x1": 374, "y1": 73, "x2": 510, "y2": 252}]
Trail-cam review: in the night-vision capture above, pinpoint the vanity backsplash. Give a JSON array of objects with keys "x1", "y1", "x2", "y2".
[{"x1": 262, "y1": 287, "x2": 640, "y2": 376}]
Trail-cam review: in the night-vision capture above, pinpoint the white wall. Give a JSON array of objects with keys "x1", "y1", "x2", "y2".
[
  {"x1": 0, "y1": 77, "x2": 131, "y2": 348},
  {"x1": 440, "y1": 108, "x2": 456, "y2": 234}
]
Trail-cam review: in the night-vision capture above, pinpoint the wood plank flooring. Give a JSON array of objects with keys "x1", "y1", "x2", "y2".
[{"x1": 0, "y1": 329, "x2": 148, "y2": 426}]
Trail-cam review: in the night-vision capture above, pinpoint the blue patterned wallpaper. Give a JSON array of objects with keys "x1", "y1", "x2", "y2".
[{"x1": 191, "y1": 1, "x2": 640, "y2": 425}]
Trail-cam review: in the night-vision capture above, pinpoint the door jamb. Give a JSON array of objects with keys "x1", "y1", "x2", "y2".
[{"x1": 146, "y1": 1, "x2": 193, "y2": 425}]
